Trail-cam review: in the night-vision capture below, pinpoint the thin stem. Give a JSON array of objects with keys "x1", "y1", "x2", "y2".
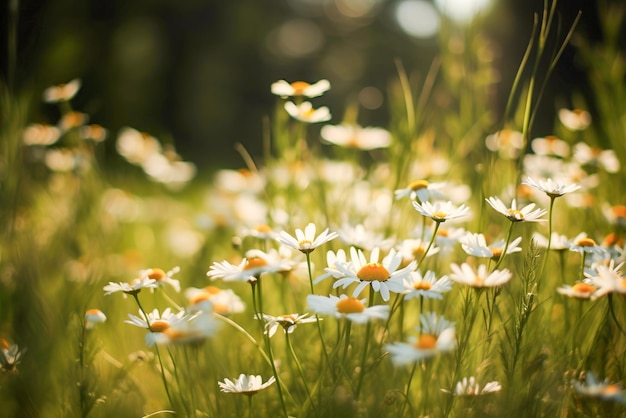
[
  {"x1": 306, "y1": 253, "x2": 332, "y2": 375},
  {"x1": 417, "y1": 221, "x2": 441, "y2": 270},
  {"x1": 355, "y1": 289, "x2": 375, "y2": 398},
  {"x1": 286, "y1": 332, "x2": 319, "y2": 417},
  {"x1": 492, "y1": 221, "x2": 514, "y2": 271},
  {"x1": 538, "y1": 196, "x2": 556, "y2": 286},
  {"x1": 400, "y1": 362, "x2": 418, "y2": 417}
]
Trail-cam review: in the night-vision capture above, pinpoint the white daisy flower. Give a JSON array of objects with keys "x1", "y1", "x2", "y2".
[
  {"x1": 185, "y1": 286, "x2": 246, "y2": 315},
  {"x1": 337, "y1": 223, "x2": 393, "y2": 252},
  {"x1": 556, "y1": 281, "x2": 597, "y2": 299},
  {"x1": 207, "y1": 249, "x2": 291, "y2": 282},
  {"x1": 558, "y1": 108, "x2": 591, "y2": 130},
  {"x1": 412, "y1": 200, "x2": 470, "y2": 223},
  {"x1": 573, "y1": 142, "x2": 620, "y2": 173},
  {"x1": 258, "y1": 313, "x2": 317, "y2": 338},
  {"x1": 385, "y1": 312, "x2": 456, "y2": 366},
  {"x1": 139, "y1": 266, "x2": 181, "y2": 293},
  {"x1": 602, "y1": 204, "x2": 626, "y2": 228},
  {"x1": 587, "y1": 263, "x2": 626, "y2": 299},
  {"x1": 333, "y1": 247, "x2": 416, "y2": 301},
  {"x1": 531, "y1": 232, "x2": 572, "y2": 250},
  {"x1": 22, "y1": 123, "x2": 62, "y2": 146},
  {"x1": 271, "y1": 79, "x2": 330, "y2": 98},
  {"x1": 284, "y1": 101, "x2": 331, "y2": 123},
  {"x1": 449, "y1": 263, "x2": 512, "y2": 288},
  {"x1": 320, "y1": 123, "x2": 391, "y2": 150},
  {"x1": 276, "y1": 222, "x2": 338, "y2": 254},
  {"x1": 573, "y1": 372, "x2": 626, "y2": 403},
  {"x1": 116, "y1": 127, "x2": 162, "y2": 165},
  {"x1": 43, "y1": 78, "x2": 81, "y2": 102},
  {"x1": 84, "y1": 308, "x2": 107, "y2": 329},
  {"x1": 402, "y1": 270, "x2": 453, "y2": 300},
  {"x1": 306, "y1": 294, "x2": 389, "y2": 324},
  {"x1": 219, "y1": 374, "x2": 276, "y2": 395},
  {"x1": 443, "y1": 376, "x2": 502, "y2": 396},
  {"x1": 395, "y1": 179, "x2": 447, "y2": 202},
  {"x1": 103, "y1": 277, "x2": 158, "y2": 296},
  {"x1": 0, "y1": 339, "x2": 25, "y2": 373},
  {"x1": 485, "y1": 197, "x2": 546, "y2": 222},
  {"x1": 313, "y1": 249, "x2": 348, "y2": 284},
  {"x1": 396, "y1": 238, "x2": 440, "y2": 265},
  {"x1": 522, "y1": 177, "x2": 581, "y2": 199},
  {"x1": 485, "y1": 129, "x2": 524, "y2": 159},
  {"x1": 568, "y1": 233, "x2": 608, "y2": 257},
  {"x1": 459, "y1": 232, "x2": 522, "y2": 260},
  {"x1": 530, "y1": 135, "x2": 570, "y2": 158}
]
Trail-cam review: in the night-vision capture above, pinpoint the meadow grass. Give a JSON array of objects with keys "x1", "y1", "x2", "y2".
[{"x1": 1, "y1": 1, "x2": 626, "y2": 417}]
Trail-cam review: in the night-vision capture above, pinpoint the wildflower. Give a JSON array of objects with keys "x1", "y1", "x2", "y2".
[
  {"x1": 43, "y1": 78, "x2": 81, "y2": 102},
  {"x1": 443, "y1": 376, "x2": 502, "y2": 396},
  {"x1": 573, "y1": 372, "x2": 626, "y2": 404},
  {"x1": 459, "y1": 232, "x2": 522, "y2": 260},
  {"x1": 84, "y1": 309, "x2": 107, "y2": 329},
  {"x1": 271, "y1": 79, "x2": 330, "y2": 98},
  {"x1": 22, "y1": 123, "x2": 61, "y2": 146},
  {"x1": 126, "y1": 308, "x2": 219, "y2": 346},
  {"x1": 116, "y1": 127, "x2": 162, "y2": 165},
  {"x1": 58, "y1": 111, "x2": 88, "y2": 131},
  {"x1": 284, "y1": 101, "x2": 331, "y2": 123},
  {"x1": 0, "y1": 339, "x2": 25, "y2": 373},
  {"x1": 320, "y1": 124, "x2": 391, "y2": 150},
  {"x1": 403, "y1": 270, "x2": 453, "y2": 300},
  {"x1": 186, "y1": 286, "x2": 246, "y2": 315},
  {"x1": 568, "y1": 233, "x2": 607, "y2": 257},
  {"x1": 385, "y1": 312, "x2": 456, "y2": 366},
  {"x1": 556, "y1": 281, "x2": 597, "y2": 299},
  {"x1": 103, "y1": 277, "x2": 158, "y2": 296},
  {"x1": 218, "y1": 374, "x2": 276, "y2": 395},
  {"x1": 485, "y1": 197, "x2": 546, "y2": 222},
  {"x1": 558, "y1": 108, "x2": 591, "y2": 131},
  {"x1": 238, "y1": 224, "x2": 279, "y2": 241},
  {"x1": 522, "y1": 177, "x2": 581, "y2": 199},
  {"x1": 485, "y1": 129, "x2": 524, "y2": 159},
  {"x1": 532, "y1": 232, "x2": 571, "y2": 251},
  {"x1": 276, "y1": 222, "x2": 338, "y2": 254},
  {"x1": 602, "y1": 204, "x2": 626, "y2": 229},
  {"x1": 573, "y1": 143, "x2": 620, "y2": 173},
  {"x1": 207, "y1": 249, "x2": 290, "y2": 282},
  {"x1": 396, "y1": 238, "x2": 440, "y2": 265},
  {"x1": 332, "y1": 247, "x2": 416, "y2": 301},
  {"x1": 449, "y1": 263, "x2": 512, "y2": 288},
  {"x1": 587, "y1": 263, "x2": 626, "y2": 299},
  {"x1": 530, "y1": 135, "x2": 570, "y2": 158},
  {"x1": 337, "y1": 223, "x2": 393, "y2": 251},
  {"x1": 314, "y1": 249, "x2": 348, "y2": 284},
  {"x1": 412, "y1": 201, "x2": 470, "y2": 223},
  {"x1": 79, "y1": 124, "x2": 108, "y2": 142},
  {"x1": 258, "y1": 313, "x2": 317, "y2": 338},
  {"x1": 306, "y1": 294, "x2": 389, "y2": 324},
  {"x1": 395, "y1": 179, "x2": 447, "y2": 202},
  {"x1": 140, "y1": 267, "x2": 181, "y2": 293}
]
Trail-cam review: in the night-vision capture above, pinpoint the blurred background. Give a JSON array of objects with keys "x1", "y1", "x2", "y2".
[{"x1": 1, "y1": 0, "x2": 609, "y2": 168}]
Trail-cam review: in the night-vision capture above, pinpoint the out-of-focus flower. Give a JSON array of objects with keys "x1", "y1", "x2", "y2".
[
  {"x1": 530, "y1": 135, "x2": 570, "y2": 158},
  {"x1": 79, "y1": 124, "x2": 108, "y2": 142},
  {"x1": 306, "y1": 294, "x2": 389, "y2": 323},
  {"x1": 412, "y1": 201, "x2": 470, "y2": 223},
  {"x1": 333, "y1": 247, "x2": 415, "y2": 302},
  {"x1": 395, "y1": 179, "x2": 447, "y2": 202},
  {"x1": 186, "y1": 286, "x2": 245, "y2": 315},
  {"x1": 271, "y1": 79, "x2": 330, "y2": 98},
  {"x1": 314, "y1": 249, "x2": 348, "y2": 284},
  {"x1": 385, "y1": 312, "x2": 456, "y2": 366},
  {"x1": 140, "y1": 267, "x2": 181, "y2": 293},
  {"x1": 486, "y1": 197, "x2": 546, "y2": 223},
  {"x1": 485, "y1": 129, "x2": 524, "y2": 159},
  {"x1": 449, "y1": 263, "x2": 512, "y2": 288},
  {"x1": 337, "y1": 223, "x2": 392, "y2": 252},
  {"x1": 218, "y1": 374, "x2": 276, "y2": 395},
  {"x1": 587, "y1": 263, "x2": 626, "y2": 299},
  {"x1": 0, "y1": 339, "x2": 25, "y2": 373},
  {"x1": 116, "y1": 127, "x2": 162, "y2": 165},
  {"x1": 459, "y1": 232, "x2": 522, "y2": 261},
  {"x1": 320, "y1": 124, "x2": 391, "y2": 150},
  {"x1": 43, "y1": 78, "x2": 81, "y2": 102},
  {"x1": 103, "y1": 277, "x2": 158, "y2": 296},
  {"x1": 207, "y1": 249, "x2": 291, "y2": 283},
  {"x1": 573, "y1": 372, "x2": 626, "y2": 403},
  {"x1": 84, "y1": 309, "x2": 107, "y2": 329},
  {"x1": 396, "y1": 238, "x2": 440, "y2": 266},
  {"x1": 443, "y1": 376, "x2": 502, "y2": 396},
  {"x1": 532, "y1": 232, "x2": 571, "y2": 251},
  {"x1": 284, "y1": 101, "x2": 331, "y2": 123},
  {"x1": 522, "y1": 177, "x2": 580, "y2": 199},
  {"x1": 22, "y1": 123, "x2": 61, "y2": 146},
  {"x1": 126, "y1": 308, "x2": 219, "y2": 346},
  {"x1": 573, "y1": 143, "x2": 620, "y2": 173},
  {"x1": 568, "y1": 233, "x2": 607, "y2": 257},
  {"x1": 602, "y1": 205, "x2": 626, "y2": 229},
  {"x1": 402, "y1": 270, "x2": 453, "y2": 300},
  {"x1": 276, "y1": 223, "x2": 338, "y2": 254},
  {"x1": 258, "y1": 313, "x2": 317, "y2": 338},
  {"x1": 556, "y1": 281, "x2": 597, "y2": 299},
  {"x1": 58, "y1": 111, "x2": 88, "y2": 131},
  {"x1": 558, "y1": 108, "x2": 591, "y2": 131}
]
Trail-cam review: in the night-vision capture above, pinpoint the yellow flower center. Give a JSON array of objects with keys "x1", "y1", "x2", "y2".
[
  {"x1": 255, "y1": 224, "x2": 272, "y2": 233},
  {"x1": 415, "y1": 334, "x2": 437, "y2": 349},
  {"x1": 613, "y1": 205, "x2": 626, "y2": 220},
  {"x1": 412, "y1": 246, "x2": 426, "y2": 259},
  {"x1": 336, "y1": 297, "x2": 366, "y2": 314},
  {"x1": 147, "y1": 268, "x2": 167, "y2": 281},
  {"x1": 189, "y1": 293, "x2": 211, "y2": 305},
  {"x1": 490, "y1": 248, "x2": 503, "y2": 261},
  {"x1": 602, "y1": 384, "x2": 621, "y2": 395},
  {"x1": 507, "y1": 209, "x2": 524, "y2": 220},
  {"x1": 572, "y1": 282, "x2": 595, "y2": 294},
  {"x1": 85, "y1": 308, "x2": 101, "y2": 316},
  {"x1": 150, "y1": 320, "x2": 170, "y2": 333},
  {"x1": 357, "y1": 263, "x2": 390, "y2": 282},
  {"x1": 279, "y1": 314, "x2": 297, "y2": 322},
  {"x1": 575, "y1": 237, "x2": 596, "y2": 247},
  {"x1": 432, "y1": 211, "x2": 448, "y2": 220},
  {"x1": 290, "y1": 81, "x2": 311, "y2": 95},
  {"x1": 437, "y1": 228, "x2": 449, "y2": 237},
  {"x1": 245, "y1": 257, "x2": 268, "y2": 270},
  {"x1": 413, "y1": 281, "x2": 432, "y2": 291},
  {"x1": 204, "y1": 285, "x2": 222, "y2": 295},
  {"x1": 409, "y1": 179, "x2": 429, "y2": 191},
  {"x1": 212, "y1": 303, "x2": 229, "y2": 314}
]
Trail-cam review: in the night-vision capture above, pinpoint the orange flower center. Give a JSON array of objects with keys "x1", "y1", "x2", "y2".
[
  {"x1": 278, "y1": 314, "x2": 297, "y2": 322},
  {"x1": 409, "y1": 179, "x2": 429, "y2": 191},
  {"x1": 602, "y1": 384, "x2": 621, "y2": 395},
  {"x1": 212, "y1": 303, "x2": 229, "y2": 314},
  {"x1": 290, "y1": 81, "x2": 311, "y2": 95},
  {"x1": 412, "y1": 246, "x2": 426, "y2": 259},
  {"x1": 255, "y1": 224, "x2": 272, "y2": 233},
  {"x1": 575, "y1": 238, "x2": 596, "y2": 247},
  {"x1": 490, "y1": 248, "x2": 503, "y2": 260},
  {"x1": 0, "y1": 339, "x2": 9, "y2": 350},
  {"x1": 190, "y1": 293, "x2": 212, "y2": 305},
  {"x1": 245, "y1": 257, "x2": 268, "y2": 270},
  {"x1": 150, "y1": 320, "x2": 171, "y2": 333},
  {"x1": 413, "y1": 281, "x2": 432, "y2": 291},
  {"x1": 415, "y1": 334, "x2": 437, "y2": 349},
  {"x1": 204, "y1": 285, "x2": 222, "y2": 295},
  {"x1": 357, "y1": 263, "x2": 390, "y2": 282},
  {"x1": 432, "y1": 211, "x2": 448, "y2": 220},
  {"x1": 507, "y1": 209, "x2": 524, "y2": 220},
  {"x1": 613, "y1": 205, "x2": 626, "y2": 220},
  {"x1": 85, "y1": 308, "x2": 101, "y2": 316},
  {"x1": 437, "y1": 228, "x2": 448, "y2": 237},
  {"x1": 572, "y1": 282, "x2": 595, "y2": 294},
  {"x1": 147, "y1": 268, "x2": 167, "y2": 281},
  {"x1": 336, "y1": 297, "x2": 365, "y2": 314}
]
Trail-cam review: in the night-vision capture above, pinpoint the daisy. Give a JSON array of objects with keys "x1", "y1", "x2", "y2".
[
  {"x1": 185, "y1": 286, "x2": 246, "y2": 315},
  {"x1": 402, "y1": 270, "x2": 453, "y2": 300},
  {"x1": 522, "y1": 177, "x2": 581, "y2": 199},
  {"x1": 58, "y1": 111, "x2": 88, "y2": 131},
  {"x1": 271, "y1": 79, "x2": 330, "y2": 98},
  {"x1": 276, "y1": 222, "x2": 338, "y2": 254},
  {"x1": 459, "y1": 232, "x2": 522, "y2": 260},
  {"x1": 449, "y1": 263, "x2": 512, "y2": 288},
  {"x1": 116, "y1": 127, "x2": 162, "y2": 165},
  {"x1": 313, "y1": 249, "x2": 348, "y2": 284},
  {"x1": 443, "y1": 376, "x2": 502, "y2": 396},
  {"x1": 0, "y1": 339, "x2": 25, "y2": 373},
  {"x1": 284, "y1": 101, "x2": 331, "y2": 123},
  {"x1": 218, "y1": 374, "x2": 276, "y2": 395},
  {"x1": 568, "y1": 233, "x2": 607, "y2": 257},
  {"x1": 84, "y1": 309, "x2": 107, "y2": 329},
  {"x1": 532, "y1": 232, "x2": 571, "y2": 251},
  {"x1": 336, "y1": 223, "x2": 392, "y2": 252},
  {"x1": 412, "y1": 201, "x2": 470, "y2": 223},
  {"x1": 125, "y1": 308, "x2": 187, "y2": 347},
  {"x1": 258, "y1": 313, "x2": 317, "y2": 338},
  {"x1": 558, "y1": 108, "x2": 591, "y2": 131},
  {"x1": 306, "y1": 294, "x2": 389, "y2": 324},
  {"x1": 396, "y1": 238, "x2": 440, "y2": 266},
  {"x1": 556, "y1": 281, "x2": 597, "y2": 299},
  {"x1": 573, "y1": 372, "x2": 626, "y2": 403},
  {"x1": 602, "y1": 204, "x2": 626, "y2": 228},
  {"x1": 332, "y1": 247, "x2": 416, "y2": 301},
  {"x1": 22, "y1": 123, "x2": 61, "y2": 146},
  {"x1": 395, "y1": 179, "x2": 447, "y2": 202},
  {"x1": 530, "y1": 135, "x2": 570, "y2": 158},
  {"x1": 573, "y1": 142, "x2": 620, "y2": 173},
  {"x1": 43, "y1": 78, "x2": 81, "y2": 102},
  {"x1": 139, "y1": 266, "x2": 181, "y2": 293},
  {"x1": 154, "y1": 310, "x2": 220, "y2": 346},
  {"x1": 79, "y1": 124, "x2": 108, "y2": 142},
  {"x1": 238, "y1": 224, "x2": 279, "y2": 241},
  {"x1": 320, "y1": 123, "x2": 391, "y2": 150},
  {"x1": 385, "y1": 312, "x2": 456, "y2": 366},
  {"x1": 103, "y1": 277, "x2": 158, "y2": 296},
  {"x1": 485, "y1": 197, "x2": 546, "y2": 222},
  {"x1": 587, "y1": 263, "x2": 626, "y2": 299},
  {"x1": 485, "y1": 129, "x2": 524, "y2": 159},
  {"x1": 207, "y1": 249, "x2": 290, "y2": 282}
]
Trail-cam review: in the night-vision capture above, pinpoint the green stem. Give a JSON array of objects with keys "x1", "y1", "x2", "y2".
[
  {"x1": 492, "y1": 221, "x2": 514, "y2": 271},
  {"x1": 417, "y1": 221, "x2": 441, "y2": 270},
  {"x1": 306, "y1": 253, "x2": 332, "y2": 375},
  {"x1": 286, "y1": 332, "x2": 319, "y2": 417},
  {"x1": 355, "y1": 289, "x2": 375, "y2": 398},
  {"x1": 538, "y1": 196, "x2": 556, "y2": 285},
  {"x1": 400, "y1": 362, "x2": 418, "y2": 417}
]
